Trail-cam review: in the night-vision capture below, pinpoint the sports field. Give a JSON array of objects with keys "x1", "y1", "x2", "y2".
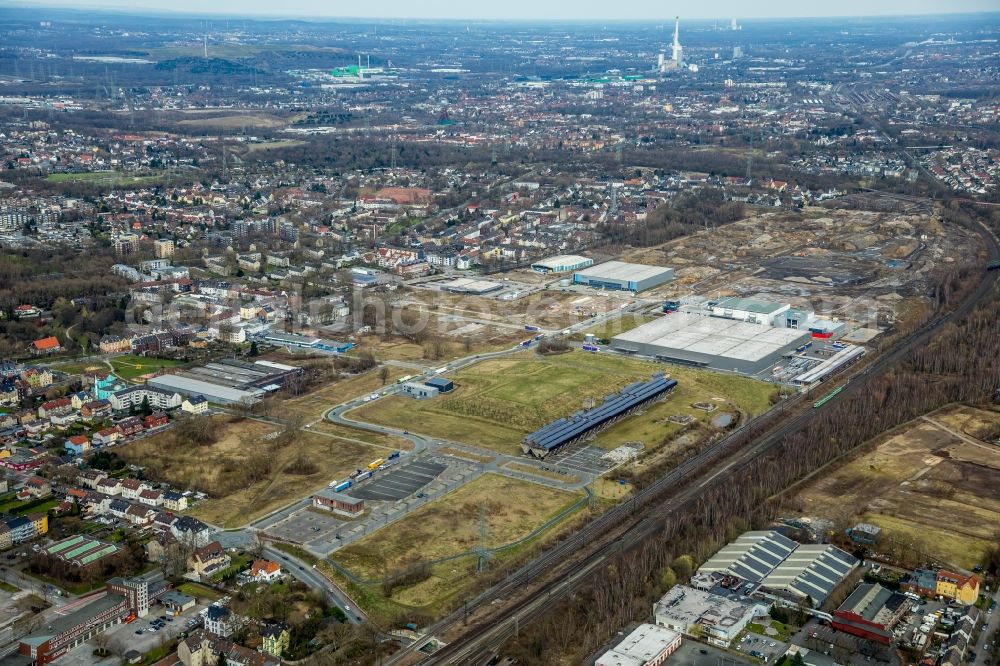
[
  {"x1": 349, "y1": 351, "x2": 774, "y2": 455},
  {"x1": 109, "y1": 354, "x2": 182, "y2": 380}
]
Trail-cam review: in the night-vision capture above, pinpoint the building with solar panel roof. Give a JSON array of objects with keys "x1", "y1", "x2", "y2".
[
  {"x1": 43, "y1": 534, "x2": 122, "y2": 570},
  {"x1": 522, "y1": 374, "x2": 677, "y2": 458},
  {"x1": 697, "y1": 530, "x2": 858, "y2": 605}
]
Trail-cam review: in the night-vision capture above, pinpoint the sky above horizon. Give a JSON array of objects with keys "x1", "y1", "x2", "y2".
[{"x1": 11, "y1": 0, "x2": 1000, "y2": 20}]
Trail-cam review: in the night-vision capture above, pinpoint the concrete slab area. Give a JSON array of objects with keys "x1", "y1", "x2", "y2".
[{"x1": 350, "y1": 460, "x2": 446, "y2": 501}]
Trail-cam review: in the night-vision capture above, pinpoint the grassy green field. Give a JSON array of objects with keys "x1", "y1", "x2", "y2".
[
  {"x1": 350, "y1": 351, "x2": 775, "y2": 455},
  {"x1": 48, "y1": 360, "x2": 111, "y2": 376},
  {"x1": 176, "y1": 582, "x2": 222, "y2": 602},
  {"x1": 109, "y1": 355, "x2": 182, "y2": 380}
]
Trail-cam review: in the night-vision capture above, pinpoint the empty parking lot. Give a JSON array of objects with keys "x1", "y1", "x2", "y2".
[
  {"x1": 544, "y1": 443, "x2": 616, "y2": 475},
  {"x1": 350, "y1": 460, "x2": 447, "y2": 501}
]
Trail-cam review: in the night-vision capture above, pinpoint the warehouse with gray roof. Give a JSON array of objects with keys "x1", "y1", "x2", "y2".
[
  {"x1": 573, "y1": 260, "x2": 674, "y2": 292},
  {"x1": 611, "y1": 311, "x2": 811, "y2": 374},
  {"x1": 698, "y1": 530, "x2": 858, "y2": 604},
  {"x1": 146, "y1": 358, "x2": 302, "y2": 406}
]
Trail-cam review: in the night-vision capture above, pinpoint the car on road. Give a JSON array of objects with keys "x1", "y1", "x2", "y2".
[{"x1": 345, "y1": 606, "x2": 351, "y2": 612}]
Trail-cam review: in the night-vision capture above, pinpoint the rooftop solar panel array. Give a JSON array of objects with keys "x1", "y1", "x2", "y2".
[
  {"x1": 699, "y1": 530, "x2": 858, "y2": 604},
  {"x1": 524, "y1": 374, "x2": 676, "y2": 452}
]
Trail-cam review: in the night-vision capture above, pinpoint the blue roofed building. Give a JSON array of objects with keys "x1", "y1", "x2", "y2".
[{"x1": 522, "y1": 375, "x2": 677, "y2": 458}]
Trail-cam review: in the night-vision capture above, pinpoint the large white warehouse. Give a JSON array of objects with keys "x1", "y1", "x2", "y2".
[{"x1": 610, "y1": 311, "x2": 810, "y2": 374}]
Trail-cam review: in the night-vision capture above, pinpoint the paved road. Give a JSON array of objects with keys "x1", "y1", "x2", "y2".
[
  {"x1": 262, "y1": 546, "x2": 367, "y2": 626},
  {"x1": 972, "y1": 587, "x2": 999, "y2": 666}
]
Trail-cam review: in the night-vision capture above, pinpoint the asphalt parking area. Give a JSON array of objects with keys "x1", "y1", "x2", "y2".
[
  {"x1": 350, "y1": 460, "x2": 446, "y2": 501},
  {"x1": 266, "y1": 508, "x2": 344, "y2": 544},
  {"x1": 544, "y1": 443, "x2": 615, "y2": 475}
]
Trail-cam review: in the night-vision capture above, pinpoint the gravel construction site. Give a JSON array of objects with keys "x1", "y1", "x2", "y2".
[{"x1": 620, "y1": 207, "x2": 981, "y2": 329}]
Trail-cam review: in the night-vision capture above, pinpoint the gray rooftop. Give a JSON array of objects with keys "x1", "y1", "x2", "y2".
[
  {"x1": 613, "y1": 312, "x2": 808, "y2": 363},
  {"x1": 699, "y1": 530, "x2": 858, "y2": 604},
  {"x1": 574, "y1": 260, "x2": 671, "y2": 283},
  {"x1": 714, "y1": 297, "x2": 788, "y2": 315}
]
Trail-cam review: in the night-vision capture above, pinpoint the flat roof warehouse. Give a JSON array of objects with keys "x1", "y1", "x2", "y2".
[
  {"x1": 147, "y1": 358, "x2": 302, "y2": 405},
  {"x1": 611, "y1": 311, "x2": 810, "y2": 375}
]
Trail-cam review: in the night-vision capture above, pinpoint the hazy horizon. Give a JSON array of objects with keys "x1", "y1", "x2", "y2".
[{"x1": 5, "y1": 0, "x2": 1000, "y2": 21}]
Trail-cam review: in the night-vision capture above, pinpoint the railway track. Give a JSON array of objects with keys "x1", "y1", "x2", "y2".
[{"x1": 396, "y1": 215, "x2": 1000, "y2": 666}]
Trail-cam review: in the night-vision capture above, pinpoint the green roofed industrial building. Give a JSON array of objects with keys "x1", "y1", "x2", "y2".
[{"x1": 44, "y1": 535, "x2": 122, "y2": 569}]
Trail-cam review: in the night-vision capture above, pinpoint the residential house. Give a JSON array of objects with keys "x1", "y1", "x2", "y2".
[
  {"x1": 937, "y1": 571, "x2": 980, "y2": 605},
  {"x1": 99, "y1": 335, "x2": 134, "y2": 354},
  {"x1": 80, "y1": 399, "x2": 113, "y2": 421},
  {"x1": 69, "y1": 391, "x2": 90, "y2": 410},
  {"x1": 22, "y1": 367, "x2": 53, "y2": 390},
  {"x1": 92, "y1": 426, "x2": 122, "y2": 447},
  {"x1": 137, "y1": 489, "x2": 163, "y2": 507},
  {"x1": 0, "y1": 378, "x2": 19, "y2": 406},
  {"x1": 178, "y1": 629, "x2": 280, "y2": 666},
  {"x1": 171, "y1": 515, "x2": 213, "y2": 547},
  {"x1": 21, "y1": 476, "x2": 51, "y2": 499},
  {"x1": 120, "y1": 478, "x2": 148, "y2": 500},
  {"x1": 77, "y1": 469, "x2": 107, "y2": 490},
  {"x1": 143, "y1": 411, "x2": 168, "y2": 429},
  {"x1": 108, "y1": 498, "x2": 131, "y2": 519},
  {"x1": 117, "y1": 416, "x2": 143, "y2": 438},
  {"x1": 189, "y1": 541, "x2": 231, "y2": 579},
  {"x1": 261, "y1": 623, "x2": 290, "y2": 658},
  {"x1": 65, "y1": 435, "x2": 91, "y2": 455},
  {"x1": 31, "y1": 336, "x2": 62, "y2": 355},
  {"x1": 109, "y1": 386, "x2": 182, "y2": 412},
  {"x1": 181, "y1": 396, "x2": 209, "y2": 415},
  {"x1": 249, "y1": 559, "x2": 282, "y2": 583},
  {"x1": 124, "y1": 504, "x2": 155, "y2": 526},
  {"x1": 163, "y1": 491, "x2": 188, "y2": 511},
  {"x1": 38, "y1": 397, "x2": 72, "y2": 419},
  {"x1": 96, "y1": 477, "x2": 122, "y2": 496},
  {"x1": 203, "y1": 606, "x2": 235, "y2": 638}
]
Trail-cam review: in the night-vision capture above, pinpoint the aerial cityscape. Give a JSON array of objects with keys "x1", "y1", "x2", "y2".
[{"x1": 0, "y1": 3, "x2": 998, "y2": 666}]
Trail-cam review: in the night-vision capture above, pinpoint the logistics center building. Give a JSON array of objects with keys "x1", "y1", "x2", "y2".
[
  {"x1": 573, "y1": 261, "x2": 674, "y2": 292},
  {"x1": 530, "y1": 254, "x2": 594, "y2": 273},
  {"x1": 611, "y1": 311, "x2": 811, "y2": 375}
]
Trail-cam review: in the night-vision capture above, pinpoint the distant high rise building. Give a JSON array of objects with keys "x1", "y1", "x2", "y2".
[
  {"x1": 731, "y1": 17, "x2": 739, "y2": 30},
  {"x1": 153, "y1": 238, "x2": 175, "y2": 258},
  {"x1": 672, "y1": 16, "x2": 683, "y2": 66},
  {"x1": 231, "y1": 220, "x2": 250, "y2": 239},
  {"x1": 733, "y1": 46, "x2": 743, "y2": 59}
]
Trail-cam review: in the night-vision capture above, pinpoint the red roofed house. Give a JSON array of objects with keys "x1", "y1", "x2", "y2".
[
  {"x1": 143, "y1": 412, "x2": 168, "y2": 429},
  {"x1": 249, "y1": 559, "x2": 282, "y2": 583},
  {"x1": 92, "y1": 426, "x2": 122, "y2": 447},
  {"x1": 31, "y1": 337, "x2": 62, "y2": 355}
]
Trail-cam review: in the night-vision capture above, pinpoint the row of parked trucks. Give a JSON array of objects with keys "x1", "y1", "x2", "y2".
[{"x1": 329, "y1": 451, "x2": 403, "y2": 492}]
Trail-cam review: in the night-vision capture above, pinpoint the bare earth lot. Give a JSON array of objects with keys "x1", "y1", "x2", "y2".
[
  {"x1": 119, "y1": 416, "x2": 384, "y2": 528},
  {"x1": 795, "y1": 404, "x2": 1000, "y2": 569}
]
